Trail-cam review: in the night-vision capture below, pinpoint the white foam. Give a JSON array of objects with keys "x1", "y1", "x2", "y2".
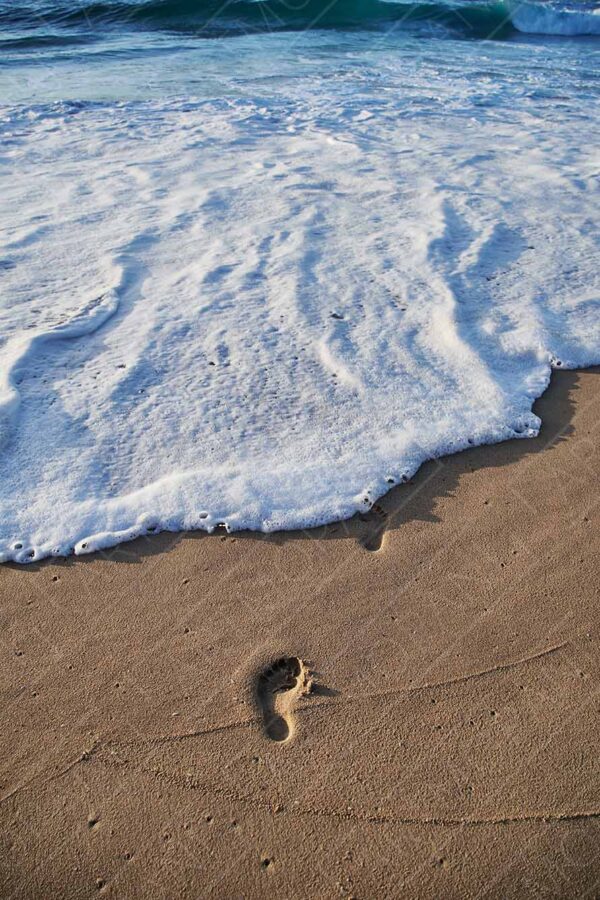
[
  {"x1": 0, "y1": 292, "x2": 119, "y2": 447},
  {"x1": 1, "y1": 51, "x2": 599, "y2": 562},
  {"x1": 511, "y1": 2, "x2": 600, "y2": 35}
]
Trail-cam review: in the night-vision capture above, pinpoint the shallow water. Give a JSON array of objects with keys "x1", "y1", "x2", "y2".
[{"x1": 0, "y1": 0, "x2": 599, "y2": 562}]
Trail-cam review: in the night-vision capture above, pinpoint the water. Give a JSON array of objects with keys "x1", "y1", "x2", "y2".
[{"x1": 0, "y1": 0, "x2": 599, "y2": 562}]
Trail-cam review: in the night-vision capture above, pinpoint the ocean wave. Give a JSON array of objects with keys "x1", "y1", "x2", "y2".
[
  {"x1": 511, "y1": 1, "x2": 600, "y2": 35},
  {"x1": 2, "y1": 0, "x2": 599, "y2": 41}
]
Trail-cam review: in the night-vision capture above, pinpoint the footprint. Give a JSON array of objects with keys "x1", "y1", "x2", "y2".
[
  {"x1": 358, "y1": 503, "x2": 388, "y2": 552},
  {"x1": 257, "y1": 657, "x2": 311, "y2": 743}
]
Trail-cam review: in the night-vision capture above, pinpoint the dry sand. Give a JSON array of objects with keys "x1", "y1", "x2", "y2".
[{"x1": 1, "y1": 368, "x2": 599, "y2": 899}]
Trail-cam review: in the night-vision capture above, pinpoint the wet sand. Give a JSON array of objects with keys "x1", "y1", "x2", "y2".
[{"x1": 1, "y1": 367, "x2": 599, "y2": 899}]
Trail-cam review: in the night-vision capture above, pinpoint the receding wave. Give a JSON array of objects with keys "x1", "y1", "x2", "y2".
[{"x1": 1, "y1": 0, "x2": 599, "y2": 41}]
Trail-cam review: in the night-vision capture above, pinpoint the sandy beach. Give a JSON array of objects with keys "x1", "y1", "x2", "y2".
[{"x1": 1, "y1": 366, "x2": 599, "y2": 899}]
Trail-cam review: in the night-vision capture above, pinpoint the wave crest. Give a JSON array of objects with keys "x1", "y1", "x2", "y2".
[
  {"x1": 511, "y1": 1, "x2": 600, "y2": 35},
  {"x1": 2, "y1": 0, "x2": 599, "y2": 41}
]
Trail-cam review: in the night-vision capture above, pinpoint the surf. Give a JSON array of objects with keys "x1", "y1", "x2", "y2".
[
  {"x1": 0, "y1": 0, "x2": 599, "y2": 563},
  {"x1": 1, "y1": 83, "x2": 598, "y2": 563},
  {"x1": 2, "y1": 0, "x2": 599, "y2": 41}
]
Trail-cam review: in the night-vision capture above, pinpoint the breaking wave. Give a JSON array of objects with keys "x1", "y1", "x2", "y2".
[{"x1": 1, "y1": 0, "x2": 599, "y2": 40}]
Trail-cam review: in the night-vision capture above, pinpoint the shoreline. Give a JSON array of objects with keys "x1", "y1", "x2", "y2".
[
  {"x1": 2, "y1": 366, "x2": 599, "y2": 898},
  {"x1": 1, "y1": 362, "x2": 591, "y2": 568}
]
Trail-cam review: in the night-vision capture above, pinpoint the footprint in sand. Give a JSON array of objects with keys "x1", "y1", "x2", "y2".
[
  {"x1": 257, "y1": 657, "x2": 311, "y2": 742},
  {"x1": 358, "y1": 503, "x2": 388, "y2": 552}
]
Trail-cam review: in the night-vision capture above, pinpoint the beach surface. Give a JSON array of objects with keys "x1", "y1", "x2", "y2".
[{"x1": 1, "y1": 367, "x2": 599, "y2": 899}]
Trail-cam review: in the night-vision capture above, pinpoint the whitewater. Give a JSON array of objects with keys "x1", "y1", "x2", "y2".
[{"x1": 0, "y1": 1, "x2": 599, "y2": 563}]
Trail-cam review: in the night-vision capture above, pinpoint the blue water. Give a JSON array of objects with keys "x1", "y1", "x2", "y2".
[
  {"x1": 0, "y1": 0, "x2": 599, "y2": 561},
  {"x1": 1, "y1": 0, "x2": 599, "y2": 102}
]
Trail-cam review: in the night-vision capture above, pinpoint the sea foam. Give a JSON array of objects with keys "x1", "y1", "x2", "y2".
[
  {"x1": 1, "y1": 42, "x2": 599, "y2": 562},
  {"x1": 511, "y1": 1, "x2": 600, "y2": 35}
]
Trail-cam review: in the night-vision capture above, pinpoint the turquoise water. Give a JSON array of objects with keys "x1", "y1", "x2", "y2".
[{"x1": 1, "y1": 0, "x2": 599, "y2": 101}]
